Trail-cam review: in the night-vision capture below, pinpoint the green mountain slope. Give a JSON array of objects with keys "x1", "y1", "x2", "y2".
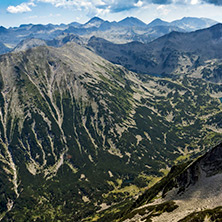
[
  {"x1": 0, "y1": 43, "x2": 222, "y2": 221},
  {"x1": 104, "y1": 143, "x2": 222, "y2": 222}
]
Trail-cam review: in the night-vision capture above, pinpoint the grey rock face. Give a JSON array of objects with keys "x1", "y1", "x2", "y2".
[{"x1": 175, "y1": 143, "x2": 222, "y2": 193}]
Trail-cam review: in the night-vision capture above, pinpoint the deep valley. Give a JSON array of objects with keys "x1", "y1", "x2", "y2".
[{"x1": 0, "y1": 15, "x2": 222, "y2": 222}]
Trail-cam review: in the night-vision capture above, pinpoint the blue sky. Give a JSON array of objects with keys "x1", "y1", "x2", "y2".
[{"x1": 1, "y1": 0, "x2": 222, "y2": 27}]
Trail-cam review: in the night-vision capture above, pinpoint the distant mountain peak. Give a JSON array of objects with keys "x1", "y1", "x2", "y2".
[
  {"x1": 87, "y1": 16, "x2": 104, "y2": 23},
  {"x1": 83, "y1": 16, "x2": 105, "y2": 28},
  {"x1": 12, "y1": 38, "x2": 47, "y2": 53},
  {"x1": 147, "y1": 18, "x2": 170, "y2": 27},
  {"x1": 118, "y1": 17, "x2": 146, "y2": 27},
  {"x1": 123, "y1": 16, "x2": 139, "y2": 20},
  {"x1": 210, "y1": 22, "x2": 222, "y2": 28},
  {"x1": 171, "y1": 17, "x2": 218, "y2": 31},
  {"x1": 153, "y1": 18, "x2": 163, "y2": 21},
  {"x1": 69, "y1": 21, "x2": 81, "y2": 27},
  {"x1": 0, "y1": 26, "x2": 7, "y2": 31}
]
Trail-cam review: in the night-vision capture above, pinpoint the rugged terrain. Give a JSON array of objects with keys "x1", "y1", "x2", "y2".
[
  {"x1": 0, "y1": 16, "x2": 218, "y2": 54},
  {"x1": 0, "y1": 42, "x2": 222, "y2": 221},
  {"x1": 88, "y1": 23, "x2": 222, "y2": 79},
  {"x1": 96, "y1": 142, "x2": 222, "y2": 222}
]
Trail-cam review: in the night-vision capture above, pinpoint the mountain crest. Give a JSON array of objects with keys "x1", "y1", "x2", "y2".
[
  {"x1": 118, "y1": 16, "x2": 146, "y2": 27},
  {"x1": 147, "y1": 18, "x2": 170, "y2": 27},
  {"x1": 83, "y1": 16, "x2": 105, "y2": 28}
]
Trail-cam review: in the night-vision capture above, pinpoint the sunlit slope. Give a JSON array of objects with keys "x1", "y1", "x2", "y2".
[{"x1": 0, "y1": 43, "x2": 222, "y2": 220}]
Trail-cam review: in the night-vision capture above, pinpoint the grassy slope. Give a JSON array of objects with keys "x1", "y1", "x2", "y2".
[{"x1": 0, "y1": 43, "x2": 222, "y2": 220}]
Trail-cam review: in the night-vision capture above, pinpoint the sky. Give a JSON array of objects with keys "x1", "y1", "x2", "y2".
[{"x1": 0, "y1": 0, "x2": 222, "y2": 27}]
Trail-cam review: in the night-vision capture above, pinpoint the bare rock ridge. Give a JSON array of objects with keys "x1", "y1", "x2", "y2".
[
  {"x1": 12, "y1": 38, "x2": 47, "y2": 52},
  {"x1": 12, "y1": 34, "x2": 84, "y2": 53},
  {"x1": 177, "y1": 142, "x2": 222, "y2": 188},
  {"x1": 163, "y1": 142, "x2": 222, "y2": 197}
]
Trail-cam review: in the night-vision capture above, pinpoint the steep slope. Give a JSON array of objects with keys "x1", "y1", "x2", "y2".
[
  {"x1": 12, "y1": 34, "x2": 85, "y2": 53},
  {"x1": 47, "y1": 33, "x2": 85, "y2": 47},
  {"x1": 118, "y1": 17, "x2": 147, "y2": 27},
  {"x1": 0, "y1": 43, "x2": 222, "y2": 221},
  {"x1": 82, "y1": 17, "x2": 105, "y2": 28},
  {"x1": 88, "y1": 23, "x2": 222, "y2": 78},
  {"x1": 12, "y1": 38, "x2": 47, "y2": 52},
  {"x1": 0, "y1": 42, "x2": 10, "y2": 54},
  {"x1": 184, "y1": 59, "x2": 222, "y2": 83},
  {"x1": 114, "y1": 142, "x2": 222, "y2": 222},
  {"x1": 147, "y1": 18, "x2": 170, "y2": 27}
]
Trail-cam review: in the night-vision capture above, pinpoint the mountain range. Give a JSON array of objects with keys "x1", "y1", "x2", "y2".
[
  {"x1": 88, "y1": 23, "x2": 222, "y2": 80},
  {"x1": 0, "y1": 16, "x2": 222, "y2": 221},
  {"x1": 0, "y1": 16, "x2": 218, "y2": 55}
]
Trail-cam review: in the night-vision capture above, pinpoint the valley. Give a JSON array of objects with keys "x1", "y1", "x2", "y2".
[
  {"x1": 0, "y1": 13, "x2": 221, "y2": 222},
  {"x1": 0, "y1": 41, "x2": 222, "y2": 220}
]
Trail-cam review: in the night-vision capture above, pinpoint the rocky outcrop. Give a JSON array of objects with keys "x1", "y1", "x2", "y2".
[{"x1": 174, "y1": 143, "x2": 222, "y2": 194}]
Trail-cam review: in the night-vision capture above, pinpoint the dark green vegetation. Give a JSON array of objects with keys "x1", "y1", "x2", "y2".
[
  {"x1": 179, "y1": 207, "x2": 222, "y2": 222},
  {"x1": 87, "y1": 161, "x2": 189, "y2": 221},
  {"x1": 0, "y1": 42, "x2": 222, "y2": 221},
  {"x1": 94, "y1": 143, "x2": 222, "y2": 222},
  {"x1": 119, "y1": 201, "x2": 178, "y2": 222}
]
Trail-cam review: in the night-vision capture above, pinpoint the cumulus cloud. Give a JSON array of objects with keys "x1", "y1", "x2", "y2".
[
  {"x1": 37, "y1": 0, "x2": 103, "y2": 8},
  {"x1": 7, "y1": 2, "x2": 36, "y2": 14},
  {"x1": 37, "y1": 0, "x2": 222, "y2": 12},
  {"x1": 134, "y1": 0, "x2": 144, "y2": 7},
  {"x1": 6, "y1": 0, "x2": 222, "y2": 15},
  {"x1": 157, "y1": 4, "x2": 171, "y2": 15},
  {"x1": 204, "y1": 0, "x2": 222, "y2": 5}
]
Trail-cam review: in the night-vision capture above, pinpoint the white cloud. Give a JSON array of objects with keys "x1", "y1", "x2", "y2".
[
  {"x1": 171, "y1": 0, "x2": 202, "y2": 4},
  {"x1": 96, "y1": 7, "x2": 111, "y2": 16},
  {"x1": 37, "y1": 0, "x2": 58, "y2": 4},
  {"x1": 37, "y1": 0, "x2": 143, "y2": 12},
  {"x1": 6, "y1": 0, "x2": 222, "y2": 17},
  {"x1": 37, "y1": 0, "x2": 90, "y2": 9},
  {"x1": 190, "y1": 0, "x2": 201, "y2": 4},
  {"x1": 157, "y1": 4, "x2": 171, "y2": 15},
  {"x1": 134, "y1": 0, "x2": 144, "y2": 7},
  {"x1": 7, "y1": 2, "x2": 36, "y2": 14}
]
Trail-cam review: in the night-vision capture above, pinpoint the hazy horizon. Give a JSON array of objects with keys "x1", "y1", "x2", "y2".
[
  {"x1": 1, "y1": 15, "x2": 221, "y2": 29},
  {"x1": 1, "y1": 0, "x2": 222, "y2": 28}
]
